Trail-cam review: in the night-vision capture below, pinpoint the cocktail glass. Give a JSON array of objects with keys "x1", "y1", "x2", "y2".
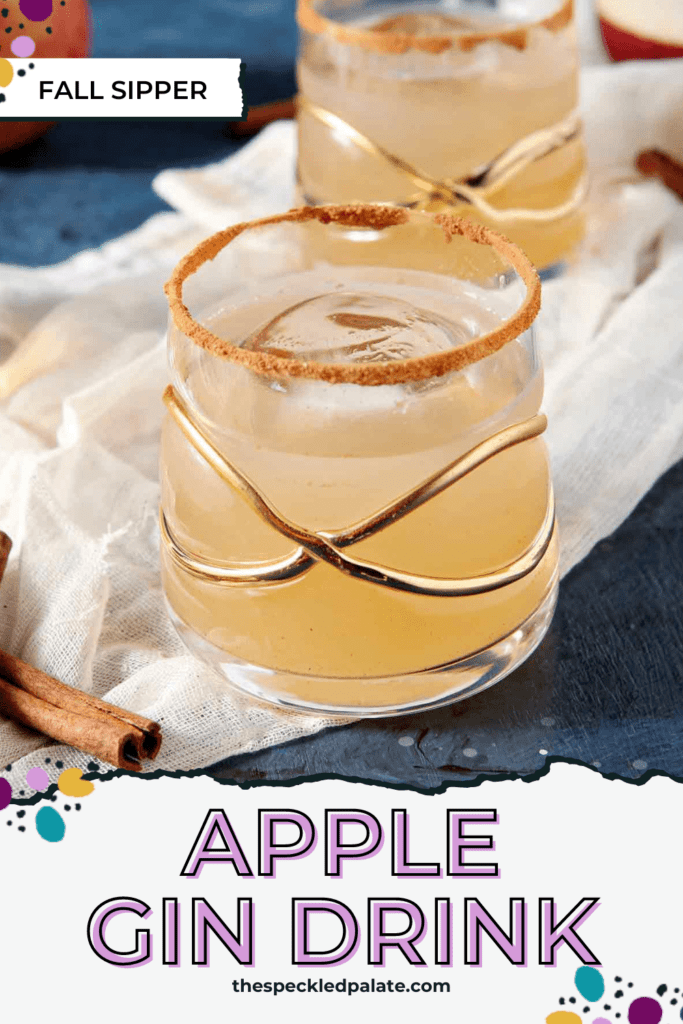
[{"x1": 161, "y1": 204, "x2": 558, "y2": 715}]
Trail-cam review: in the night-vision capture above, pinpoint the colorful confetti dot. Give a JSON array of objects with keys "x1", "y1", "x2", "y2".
[
  {"x1": 0, "y1": 56, "x2": 13, "y2": 86},
  {"x1": 576, "y1": 968, "x2": 606, "y2": 1003},
  {"x1": 57, "y1": 767, "x2": 94, "y2": 798},
  {"x1": 35, "y1": 806, "x2": 65, "y2": 842},
  {"x1": 26, "y1": 766, "x2": 49, "y2": 791},
  {"x1": 0, "y1": 777, "x2": 12, "y2": 810},
  {"x1": 11, "y1": 35, "x2": 35, "y2": 56},
  {"x1": 628, "y1": 998, "x2": 662, "y2": 1024},
  {"x1": 19, "y1": 0, "x2": 52, "y2": 20},
  {"x1": 593, "y1": 1019, "x2": 612, "y2": 1024},
  {"x1": 546, "y1": 1014, "x2": 582, "y2": 1024}
]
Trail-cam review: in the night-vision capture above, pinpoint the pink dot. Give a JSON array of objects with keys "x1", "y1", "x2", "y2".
[
  {"x1": 593, "y1": 1019, "x2": 612, "y2": 1024},
  {"x1": 11, "y1": 36, "x2": 37, "y2": 58},
  {"x1": 26, "y1": 766, "x2": 49, "y2": 791}
]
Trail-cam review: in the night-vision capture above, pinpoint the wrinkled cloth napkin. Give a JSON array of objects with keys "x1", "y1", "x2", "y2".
[{"x1": 1, "y1": 21, "x2": 683, "y2": 783}]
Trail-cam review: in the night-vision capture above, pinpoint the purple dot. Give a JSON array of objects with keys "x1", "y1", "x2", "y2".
[
  {"x1": 11, "y1": 35, "x2": 36, "y2": 57},
  {"x1": 26, "y1": 767, "x2": 49, "y2": 791},
  {"x1": 0, "y1": 778, "x2": 12, "y2": 810},
  {"x1": 19, "y1": 0, "x2": 52, "y2": 21},
  {"x1": 628, "y1": 998, "x2": 663, "y2": 1024}
]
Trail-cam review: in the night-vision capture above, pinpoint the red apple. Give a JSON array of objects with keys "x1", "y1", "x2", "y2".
[
  {"x1": 598, "y1": 0, "x2": 683, "y2": 60},
  {"x1": 0, "y1": 0, "x2": 92, "y2": 154}
]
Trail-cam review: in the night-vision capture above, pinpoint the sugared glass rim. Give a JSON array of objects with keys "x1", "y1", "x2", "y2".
[
  {"x1": 164, "y1": 204, "x2": 541, "y2": 387},
  {"x1": 296, "y1": 0, "x2": 573, "y2": 54}
]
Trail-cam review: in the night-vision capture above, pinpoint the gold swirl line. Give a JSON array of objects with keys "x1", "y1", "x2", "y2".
[
  {"x1": 161, "y1": 385, "x2": 554, "y2": 597},
  {"x1": 298, "y1": 97, "x2": 587, "y2": 224}
]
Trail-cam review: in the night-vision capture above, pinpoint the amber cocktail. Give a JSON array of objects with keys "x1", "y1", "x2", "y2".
[{"x1": 160, "y1": 205, "x2": 558, "y2": 714}]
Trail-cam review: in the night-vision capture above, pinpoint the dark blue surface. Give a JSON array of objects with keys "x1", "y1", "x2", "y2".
[
  {"x1": 215, "y1": 457, "x2": 683, "y2": 787},
  {"x1": 2, "y1": 0, "x2": 682, "y2": 788}
]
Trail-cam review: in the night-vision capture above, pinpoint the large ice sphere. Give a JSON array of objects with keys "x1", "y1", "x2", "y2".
[{"x1": 241, "y1": 291, "x2": 482, "y2": 365}]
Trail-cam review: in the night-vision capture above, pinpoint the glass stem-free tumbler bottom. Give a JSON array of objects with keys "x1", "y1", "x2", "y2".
[{"x1": 164, "y1": 565, "x2": 558, "y2": 717}]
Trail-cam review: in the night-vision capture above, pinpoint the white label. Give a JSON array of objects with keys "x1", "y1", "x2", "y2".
[{"x1": 0, "y1": 58, "x2": 243, "y2": 117}]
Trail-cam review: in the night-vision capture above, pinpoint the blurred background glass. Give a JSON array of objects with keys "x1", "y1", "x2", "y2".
[{"x1": 297, "y1": 0, "x2": 587, "y2": 270}]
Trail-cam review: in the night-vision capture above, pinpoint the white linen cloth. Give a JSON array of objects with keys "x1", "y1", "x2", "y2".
[{"x1": 1, "y1": 7, "x2": 683, "y2": 783}]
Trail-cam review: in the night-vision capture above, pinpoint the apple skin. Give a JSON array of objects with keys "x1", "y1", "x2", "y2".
[
  {"x1": 0, "y1": 0, "x2": 93, "y2": 154},
  {"x1": 599, "y1": 15, "x2": 683, "y2": 61}
]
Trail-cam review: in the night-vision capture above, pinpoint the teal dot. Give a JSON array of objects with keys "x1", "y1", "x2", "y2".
[
  {"x1": 36, "y1": 806, "x2": 65, "y2": 842},
  {"x1": 575, "y1": 966, "x2": 605, "y2": 1002}
]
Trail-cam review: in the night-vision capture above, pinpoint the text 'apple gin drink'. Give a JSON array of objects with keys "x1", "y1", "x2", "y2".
[
  {"x1": 297, "y1": 0, "x2": 586, "y2": 271},
  {"x1": 161, "y1": 205, "x2": 558, "y2": 715}
]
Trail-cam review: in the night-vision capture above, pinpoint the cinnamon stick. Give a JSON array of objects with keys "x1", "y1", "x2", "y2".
[
  {"x1": 0, "y1": 531, "x2": 11, "y2": 586},
  {"x1": 636, "y1": 149, "x2": 683, "y2": 202},
  {"x1": 228, "y1": 97, "x2": 296, "y2": 138},
  {"x1": 0, "y1": 529, "x2": 161, "y2": 770},
  {"x1": 0, "y1": 650, "x2": 161, "y2": 772}
]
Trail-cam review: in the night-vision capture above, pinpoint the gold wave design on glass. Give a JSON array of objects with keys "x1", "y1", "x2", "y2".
[
  {"x1": 298, "y1": 96, "x2": 587, "y2": 225},
  {"x1": 162, "y1": 383, "x2": 555, "y2": 596}
]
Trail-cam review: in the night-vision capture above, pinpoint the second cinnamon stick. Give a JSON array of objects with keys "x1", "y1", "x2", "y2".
[
  {"x1": 636, "y1": 149, "x2": 683, "y2": 202},
  {"x1": 0, "y1": 532, "x2": 11, "y2": 587},
  {"x1": 228, "y1": 97, "x2": 296, "y2": 138}
]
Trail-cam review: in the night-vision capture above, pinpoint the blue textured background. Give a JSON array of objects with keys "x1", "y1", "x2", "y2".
[{"x1": 1, "y1": 0, "x2": 682, "y2": 788}]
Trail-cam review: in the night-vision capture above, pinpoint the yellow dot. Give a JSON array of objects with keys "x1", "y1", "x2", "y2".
[
  {"x1": 58, "y1": 767, "x2": 95, "y2": 797},
  {"x1": 546, "y1": 1014, "x2": 583, "y2": 1024},
  {"x1": 0, "y1": 58, "x2": 13, "y2": 88}
]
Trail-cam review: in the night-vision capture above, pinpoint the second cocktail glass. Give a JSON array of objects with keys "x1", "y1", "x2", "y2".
[{"x1": 297, "y1": 0, "x2": 587, "y2": 270}]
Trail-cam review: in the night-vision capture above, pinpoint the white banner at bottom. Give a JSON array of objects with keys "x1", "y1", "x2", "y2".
[{"x1": 0, "y1": 762, "x2": 679, "y2": 1024}]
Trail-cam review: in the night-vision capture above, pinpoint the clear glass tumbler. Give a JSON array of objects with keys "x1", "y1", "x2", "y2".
[
  {"x1": 296, "y1": 0, "x2": 587, "y2": 271},
  {"x1": 160, "y1": 204, "x2": 558, "y2": 716}
]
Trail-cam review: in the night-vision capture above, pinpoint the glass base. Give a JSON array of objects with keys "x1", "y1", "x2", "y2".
[{"x1": 166, "y1": 575, "x2": 559, "y2": 719}]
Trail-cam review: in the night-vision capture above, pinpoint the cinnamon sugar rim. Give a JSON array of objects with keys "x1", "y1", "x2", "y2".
[
  {"x1": 297, "y1": 0, "x2": 573, "y2": 54},
  {"x1": 164, "y1": 204, "x2": 541, "y2": 387}
]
